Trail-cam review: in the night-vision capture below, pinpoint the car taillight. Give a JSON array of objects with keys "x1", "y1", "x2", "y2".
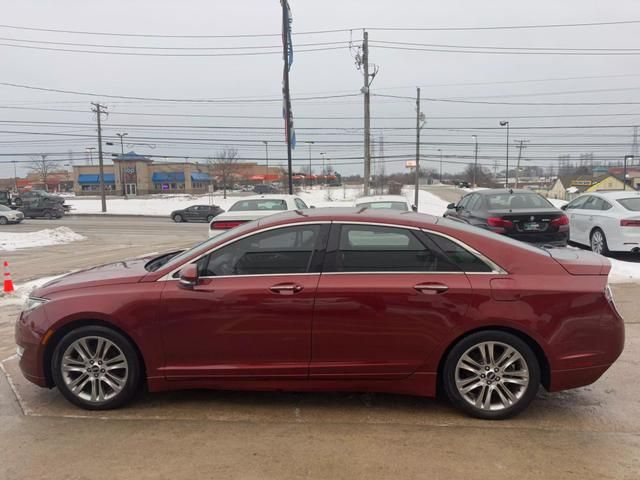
[
  {"x1": 210, "y1": 221, "x2": 245, "y2": 230},
  {"x1": 551, "y1": 215, "x2": 569, "y2": 226},
  {"x1": 487, "y1": 217, "x2": 513, "y2": 228},
  {"x1": 620, "y1": 219, "x2": 640, "y2": 227}
]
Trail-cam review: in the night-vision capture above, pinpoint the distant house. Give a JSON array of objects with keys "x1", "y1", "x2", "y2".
[{"x1": 567, "y1": 174, "x2": 630, "y2": 197}]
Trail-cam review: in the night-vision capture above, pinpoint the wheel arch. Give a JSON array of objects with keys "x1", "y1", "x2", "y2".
[
  {"x1": 42, "y1": 319, "x2": 147, "y2": 388},
  {"x1": 435, "y1": 325, "x2": 551, "y2": 394}
]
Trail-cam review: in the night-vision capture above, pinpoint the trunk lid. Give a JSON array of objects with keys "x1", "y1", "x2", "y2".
[
  {"x1": 546, "y1": 248, "x2": 611, "y2": 275},
  {"x1": 488, "y1": 208, "x2": 564, "y2": 234}
]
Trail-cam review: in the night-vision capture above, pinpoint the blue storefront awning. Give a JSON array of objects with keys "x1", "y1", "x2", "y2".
[
  {"x1": 78, "y1": 174, "x2": 115, "y2": 184},
  {"x1": 152, "y1": 172, "x2": 185, "y2": 183},
  {"x1": 191, "y1": 172, "x2": 211, "y2": 182}
]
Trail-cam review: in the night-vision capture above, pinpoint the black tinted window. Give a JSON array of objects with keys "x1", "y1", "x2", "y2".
[
  {"x1": 618, "y1": 197, "x2": 640, "y2": 211},
  {"x1": 566, "y1": 196, "x2": 589, "y2": 210},
  {"x1": 229, "y1": 199, "x2": 287, "y2": 211},
  {"x1": 426, "y1": 234, "x2": 492, "y2": 273},
  {"x1": 198, "y1": 225, "x2": 320, "y2": 276},
  {"x1": 294, "y1": 198, "x2": 308, "y2": 209},
  {"x1": 357, "y1": 201, "x2": 408, "y2": 211},
  {"x1": 466, "y1": 195, "x2": 482, "y2": 211},
  {"x1": 336, "y1": 225, "x2": 446, "y2": 272},
  {"x1": 486, "y1": 193, "x2": 552, "y2": 209}
]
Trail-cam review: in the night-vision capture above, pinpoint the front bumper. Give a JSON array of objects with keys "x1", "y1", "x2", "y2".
[{"x1": 14, "y1": 306, "x2": 49, "y2": 388}]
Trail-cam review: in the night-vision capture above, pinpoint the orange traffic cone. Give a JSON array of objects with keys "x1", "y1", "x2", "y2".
[{"x1": 3, "y1": 261, "x2": 15, "y2": 294}]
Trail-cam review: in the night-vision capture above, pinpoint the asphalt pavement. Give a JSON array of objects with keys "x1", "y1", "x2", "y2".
[{"x1": 0, "y1": 210, "x2": 639, "y2": 479}]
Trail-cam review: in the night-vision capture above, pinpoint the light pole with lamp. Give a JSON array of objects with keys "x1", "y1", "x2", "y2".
[
  {"x1": 624, "y1": 155, "x2": 633, "y2": 190},
  {"x1": 500, "y1": 121, "x2": 510, "y2": 187},
  {"x1": 438, "y1": 149, "x2": 443, "y2": 183},
  {"x1": 305, "y1": 141, "x2": 314, "y2": 189},
  {"x1": 262, "y1": 141, "x2": 269, "y2": 184},
  {"x1": 472, "y1": 135, "x2": 479, "y2": 188},
  {"x1": 320, "y1": 152, "x2": 326, "y2": 186}
]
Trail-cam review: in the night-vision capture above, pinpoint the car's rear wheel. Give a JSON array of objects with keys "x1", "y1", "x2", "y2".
[
  {"x1": 590, "y1": 228, "x2": 610, "y2": 256},
  {"x1": 51, "y1": 326, "x2": 141, "y2": 410},
  {"x1": 0, "y1": 216, "x2": 7, "y2": 225},
  {"x1": 43, "y1": 211, "x2": 52, "y2": 220},
  {"x1": 443, "y1": 331, "x2": 540, "y2": 420},
  {"x1": 173, "y1": 214, "x2": 183, "y2": 223}
]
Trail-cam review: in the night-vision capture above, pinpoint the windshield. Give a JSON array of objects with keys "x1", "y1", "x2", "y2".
[
  {"x1": 486, "y1": 193, "x2": 553, "y2": 210},
  {"x1": 229, "y1": 199, "x2": 287, "y2": 211},
  {"x1": 617, "y1": 197, "x2": 640, "y2": 211},
  {"x1": 357, "y1": 201, "x2": 409, "y2": 211},
  {"x1": 158, "y1": 220, "x2": 259, "y2": 272}
]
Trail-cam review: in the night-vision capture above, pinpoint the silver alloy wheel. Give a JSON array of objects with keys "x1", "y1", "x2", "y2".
[
  {"x1": 455, "y1": 341, "x2": 529, "y2": 411},
  {"x1": 61, "y1": 336, "x2": 129, "y2": 403},
  {"x1": 591, "y1": 230, "x2": 604, "y2": 254}
]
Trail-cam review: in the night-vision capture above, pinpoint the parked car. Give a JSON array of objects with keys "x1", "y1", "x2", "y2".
[
  {"x1": 444, "y1": 189, "x2": 569, "y2": 247},
  {"x1": 15, "y1": 190, "x2": 70, "y2": 213},
  {"x1": 208, "y1": 194, "x2": 310, "y2": 237},
  {"x1": 18, "y1": 199, "x2": 65, "y2": 219},
  {"x1": 253, "y1": 184, "x2": 278, "y2": 194},
  {"x1": 0, "y1": 190, "x2": 18, "y2": 209},
  {"x1": 0, "y1": 204, "x2": 24, "y2": 224},
  {"x1": 458, "y1": 181, "x2": 471, "y2": 189},
  {"x1": 354, "y1": 195, "x2": 416, "y2": 212},
  {"x1": 16, "y1": 208, "x2": 624, "y2": 418},
  {"x1": 563, "y1": 191, "x2": 640, "y2": 255},
  {"x1": 170, "y1": 204, "x2": 225, "y2": 223}
]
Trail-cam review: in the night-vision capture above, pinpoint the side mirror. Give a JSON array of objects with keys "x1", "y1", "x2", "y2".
[
  {"x1": 411, "y1": 204, "x2": 417, "y2": 212},
  {"x1": 178, "y1": 264, "x2": 199, "y2": 288},
  {"x1": 447, "y1": 203, "x2": 456, "y2": 210},
  {"x1": 310, "y1": 205, "x2": 316, "y2": 209}
]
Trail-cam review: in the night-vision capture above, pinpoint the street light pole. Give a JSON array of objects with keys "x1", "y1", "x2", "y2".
[
  {"x1": 500, "y1": 121, "x2": 510, "y2": 188},
  {"x1": 472, "y1": 135, "x2": 478, "y2": 188},
  {"x1": 438, "y1": 149, "x2": 443, "y2": 183},
  {"x1": 12, "y1": 160, "x2": 18, "y2": 192},
  {"x1": 320, "y1": 152, "x2": 326, "y2": 186},
  {"x1": 624, "y1": 155, "x2": 633, "y2": 190},
  {"x1": 262, "y1": 141, "x2": 269, "y2": 184},
  {"x1": 116, "y1": 133, "x2": 128, "y2": 197},
  {"x1": 305, "y1": 141, "x2": 314, "y2": 189}
]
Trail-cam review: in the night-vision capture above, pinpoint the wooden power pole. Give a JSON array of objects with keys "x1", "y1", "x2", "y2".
[
  {"x1": 414, "y1": 87, "x2": 421, "y2": 210},
  {"x1": 362, "y1": 31, "x2": 371, "y2": 196},
  {"x1": 91, "y1": 102, "x2": 108, "y2": 213}
]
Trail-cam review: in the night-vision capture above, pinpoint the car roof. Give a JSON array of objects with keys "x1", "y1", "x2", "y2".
[
  {"x1": 471, "y1": 189, "x2": 541, "y2": 196},
  {"x1": 355, "y1": 195, "x2": 410, "y2": 203},
  {"x1": 231, "y1": 194, "x2": 299, "y2": 201},
  {"x1": 589, "y1": 190, "x2": 640, "y2": 200},
  {"x1": 257, "y1": 207, "x2": 437, "y2": 229}
]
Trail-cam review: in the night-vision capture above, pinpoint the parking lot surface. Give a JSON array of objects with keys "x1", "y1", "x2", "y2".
[{"x1": 0, "y1": 214, "x2": 639, "y2": 479}]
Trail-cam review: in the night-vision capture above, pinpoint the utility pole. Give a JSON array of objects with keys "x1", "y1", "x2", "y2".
[
  {"x1": 262, "y1": 141, "x2": 269, "y2": 184},
  {"x1": 514, "y1": 140, "x2": 529, "y2": 189},
  {"x1": 305, "y1": 141, "x2": 314, "y2": 189},
  {"x1": 414, "y1": 87, "x2": 422, "y2": 210},
  {"x1": 116, "y1": 132, "x2": 127, "y2": 197},
  {"x1": 356, "y1": 30, "x2": 377, "y2": 196},
  {"x1": 281, "y1": 0, "x2": 294, "y2": 195},
  {"x1": 91, "y1": 102, "x2": 108, "y2": 213},
  {"x1": 438, "y1": 149, "x2": 443, "y2": 183},
  {"x1": 500, "y1": 121, "x2": 510, "y2": 187},
  {"x1": 12, "y1": 160, "x2": 18, "y2": 192},
  {"x1": 472, "y1": 135, "x2": 479, "y2": 188},
  {"x1": 320, "y1": 152, "x2": 326, "y2": 186},
  {"x1": 632, "y1": 126, "x2": 639, "y2": 164}
]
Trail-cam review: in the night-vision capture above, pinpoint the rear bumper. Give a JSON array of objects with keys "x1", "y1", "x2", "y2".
[
  {"x1": 548, "y1": 364, "x2": 612, "y2": 392},
  {"x1": 506, "y1": 231, "x2": 568, "y2": 246}
]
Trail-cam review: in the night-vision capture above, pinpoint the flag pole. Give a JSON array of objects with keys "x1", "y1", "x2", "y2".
[{"x1": 281, "y1": 0, "x2": 294, "y2": 195}]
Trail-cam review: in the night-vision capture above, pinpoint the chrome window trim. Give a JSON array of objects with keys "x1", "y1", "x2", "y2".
[{"x1": 159, "y1": 221, "x2": 331, "y2": 281}]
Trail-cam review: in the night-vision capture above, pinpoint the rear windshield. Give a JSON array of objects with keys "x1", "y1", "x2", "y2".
[
  {"x1": 357, "y1": 201, "x2": 409, "y2": 211},
  {"x1": 486, "y1": 193, "x2": 553, "y2": 210},
  {"x1": 229, "y1": 199, "x2": 287, "y2": 211},
  {"x1": 617, "y1": 197, "x2": 640, "y2": 211}
]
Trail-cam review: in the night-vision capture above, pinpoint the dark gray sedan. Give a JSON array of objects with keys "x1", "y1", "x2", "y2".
[
  {"x1": 171, "y1": 205, "x2": 225, "y2": 223},
  {"x1": 443, "y1": 189, "x2": 569, "y2": 246}
]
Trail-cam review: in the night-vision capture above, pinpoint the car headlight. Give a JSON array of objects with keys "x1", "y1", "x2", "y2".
[{"x1": 23, "y1": 297, "x2": 48, "y2": 313}]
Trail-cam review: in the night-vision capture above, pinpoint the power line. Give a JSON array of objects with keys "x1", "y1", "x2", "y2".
[
  {"x1": 373, "y1": 94, "x2": 640, "y2": 107},
  {"x1": 367, "y1": 19, "x2": 640, "y2": 32},
  {"x1": 372, "y1": 44, "x2": 640, "y2": 56},
  {"x1": 372, "y1": 40, "x2": 640, "y2": 53}
]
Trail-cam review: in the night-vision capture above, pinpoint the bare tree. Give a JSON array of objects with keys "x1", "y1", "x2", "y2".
[
  {"x1": 29, "y1": 154, "x2": 53, "y2": 191},
  {"x1": 209, "y1": 148, "x2": 239, "y2": 199}
]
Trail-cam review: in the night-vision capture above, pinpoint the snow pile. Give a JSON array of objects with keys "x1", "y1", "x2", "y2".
[
  {"x1": 0, "y1": 227, "x2": 86, "y2": 251},
  {"x1": 608, "y1": 258, "x2": 640, "y2": 284},
  {"x1": 403, "y1": 188, "x2": 451, "y2": 216}
]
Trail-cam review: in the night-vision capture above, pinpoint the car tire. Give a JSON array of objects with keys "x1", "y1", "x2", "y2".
[
  {"x1": 590, "y1": 228, "x2": 610, "y2": 256},
  {"x1": 0, "y1": 216, "x2": 7, "y2": 225},
  {"x1": 43, "y1": 211, "x2": 52, "y2": 220},
  {"x1": 442, "y1": 330, "x2": 540, "y2": 420},
  {"x1": 173, "y1": 214, "x2": 183, "y2": 223},
  {"x1": 51, "y1": 325, "x2": 142, "y2": 410}
]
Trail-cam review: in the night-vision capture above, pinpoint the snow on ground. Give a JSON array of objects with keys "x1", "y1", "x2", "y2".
[
  {"x1": 402, "y1": 188, "x2": 451, "y2": 216},
  {"x1": 0, "y1": 275, "x2": 63, "y2": 307},
  {"x1": 0, "y1": 227, "x2": 86, "y2": 252},
  {"x1": 608, "y1": 257, "x2": 640, "y2": 284},
  {"x1": 547, "y1": 198, "x2": 568, "y2": 209}
]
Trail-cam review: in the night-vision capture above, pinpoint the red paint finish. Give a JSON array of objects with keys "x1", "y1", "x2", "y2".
[{"x1": 15, "y1": 208, "x2": 625, "y2": 404}]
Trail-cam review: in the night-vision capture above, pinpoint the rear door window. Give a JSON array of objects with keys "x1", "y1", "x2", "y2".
[
  {"x1": 565, "y1": 196, "x2": 590, "y2": 210},
  {"x1": 617, "y1": 197, "x2": 640, "y2": 211}
]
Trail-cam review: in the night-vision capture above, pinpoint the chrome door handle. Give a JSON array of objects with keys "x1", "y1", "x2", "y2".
[
  {"x1": 269, "y1": 283, "x2": 304, "y2": 294},
  {"x1": 414, "y1": 283, "x2": 449, "y2": 294}
]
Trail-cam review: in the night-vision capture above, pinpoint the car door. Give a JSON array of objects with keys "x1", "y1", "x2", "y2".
[
  {"x1": 159, "y1": 223, "x2": 330, "y2": 379},
  {"x1": 564, "y1": 196, "x2": 590, "y2": 244},
  {"x1": 310, "y1": 223, "x2": 473, "y2": 379}
]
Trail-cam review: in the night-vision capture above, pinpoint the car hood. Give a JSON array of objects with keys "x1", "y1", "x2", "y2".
[{"x1": 32, "y1": 258, "x2": 150, "y2": 297}]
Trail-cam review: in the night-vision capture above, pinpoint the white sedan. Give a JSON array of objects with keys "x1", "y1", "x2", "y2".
[
  {"x1": 564, "y1": 190, "x2": 640, "y2": 255},
  {"x1": 208, "y1": 194, "x2": 310, "y2": 237},
  {"x1": 354, "y1": 195, "x2": 416, "y2": 212}
]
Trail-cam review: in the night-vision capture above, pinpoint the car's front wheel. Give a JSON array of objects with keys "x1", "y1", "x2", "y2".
[
  {"x1": 443, "y1": 331, "x2": 540, "y2": 420},
  {"x1": 590, "y1": 228, "x2": 610, "y2": 256},
  {"x1": 43, "y1": 211, "x2": 52, "y2": 220},
  {"x1": 173, "y1": 214, "x2": 183, "y2": 223},
  {"x1": 51, "y1": 326, "x2": 142, "y2": 410},
  {"x1": 0, "y1": 216, "x2": 7, "y2": 225}
]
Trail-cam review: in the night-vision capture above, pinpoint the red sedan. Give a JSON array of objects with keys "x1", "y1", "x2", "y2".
[{"x1": 16, "y1": 208, "x2": 624, "y2": 419}]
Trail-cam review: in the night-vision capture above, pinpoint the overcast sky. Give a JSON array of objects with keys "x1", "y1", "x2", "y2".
[{"x1": 2, "y1": 0, "x2": 640, "y2": 178}]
